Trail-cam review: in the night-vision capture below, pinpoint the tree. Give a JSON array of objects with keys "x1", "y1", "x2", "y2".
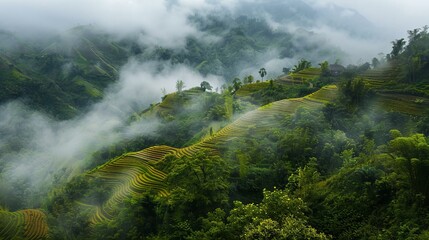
[
  {"x1": 292, "y1": 59, "x2": 311, "y2": 73},
  {"x1": 407, "y1": 26, "x2": 428, "y2": 47},
  {"x1": 390, "y1": 38, "x2": 406, "y2": 59},
  {"x1": 340, "y1": 77, "x2": 367, "y2": 107},
  {"x1": 192, "y1": 188, "x2": 330, "y2": 240},
  {"x1": 282, "y1": 67, "x2": 290, "y2": 75},
  {"x1": 319, "y1": 61, "x2": 330, "y2": 76},
  {"x1": 259, "y1": 68, "x2": 267, "y2": 81},
  {"x1": 161, "y1": 88, "x2": 167, "y2": 96},
  {"x1": 371, "y1": 57, "x2": 380, "y2": 68},
  {"x1": 244, "y1": 75, "x2": 254, "y2": 84},
  {"x1": 232, "y1": 77, "x2": 242, "y2": 93},
  {"x1": 163, "y1": 150, "x2": 230, "y2": 218},
  {"x1": 200, "y1": 81, "x2": 213, "y2": 91},
  {"x1": 176, "y1": 80, "x2": 185, "y2": 93},
  {"x1": 357, "y1": 62, "x2": 371, "y2": 73},
  {"x1": 389, "y1": 132, "x2": 429, "y2": 203}
]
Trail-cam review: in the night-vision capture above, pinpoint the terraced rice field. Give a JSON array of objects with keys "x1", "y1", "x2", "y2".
[
  {"x1": 0, "y1": 209, "x2": 48, "y2": 240},
  {"x1": 361, "y1": 64, "x2": 401, "y2": 89},
  {"x1": 237, "y1": 68, "x2": 322, "y2": 98},
  {"x1": 360, "y1": 64, "x2": 429, "y2": 115},
  {"x1": 87, "y1": 146, "x2": 174, "y2": 223},
  {"x1": 287, "y1": 68, "x2": 322, "y2": 82},
  {"x1": 145, "y1": 88, "x2": 205, "y2": 118},
  {"x1": 235, "y1": 81, "x2": 270, "y2": 97},
  {"x1": 374, "y1": 93, "x2": 429, "y2": 115},
  {"x1": 87, "y1": 85, "x2": 339, "y2": 224},
  {"x1": 192, "y1": 86, "x2": 337, "y2": 151}
]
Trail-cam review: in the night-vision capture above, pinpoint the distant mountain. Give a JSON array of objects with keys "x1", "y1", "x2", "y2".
[
  {"x1": 233, "y1": 0, "x2": 378, "y2": 38},
  {"x1": 0, "y1": 27, "x2": 132, "y2": 119},
  {"x1": 0, "y1": 15, "x2": 345, "y2": 119}
]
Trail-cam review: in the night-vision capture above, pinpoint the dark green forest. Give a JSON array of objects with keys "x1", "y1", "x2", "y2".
[{"x1": 1, "y1": 5, "x2": 429, "y2": 240}]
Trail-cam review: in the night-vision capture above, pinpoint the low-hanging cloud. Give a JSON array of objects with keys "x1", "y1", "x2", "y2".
[
  {"x1": 304, "y1": 25, "x2": 388, "y2": 64},
  {"x1": 0, "y1": 60, "x2": 224, "y2": 206},
  {"x1": 306, "y1": 0, "x2": 429, "y2": 39},
  {"x1": 1, "y1": 0, "x2": 427, "y2": 58},
  {"x1": 0, "y1": 0, "x2": 236, "y2": 47}
]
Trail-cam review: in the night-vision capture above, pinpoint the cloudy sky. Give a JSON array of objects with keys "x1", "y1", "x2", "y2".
[
  {"x1": 310, "y1": 0, "x2": 429, "y2": 38},
  {"x1": 0, "y1": 0, "x2": 427, "y2": 40}
]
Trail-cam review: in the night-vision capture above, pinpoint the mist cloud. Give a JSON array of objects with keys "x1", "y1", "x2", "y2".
[
  {"x1": 305, "y1": 25, "x2": 387, "y2": 64},
  {"x1": 1, "y1": 0, "x2": 427, "y2": 56},
  {"x1": 306, "y1": 0, "x2": 429, "y2": 39},
  {"x1": 0, "y1": 0, "x2": 235, "y2": 47}
]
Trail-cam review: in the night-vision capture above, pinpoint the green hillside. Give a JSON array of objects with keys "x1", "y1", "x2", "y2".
[
  {"x1": 45, "y1": 72, "x2": 429, "y2": 238},
  {"x1": 3, "y1": 59, "x2": 429, "y2": 238},
  {"x1": 41, "y1": 85, "x2": 336, "y2": 236},
  {"x1": 2, "y1": 20, "x2": 429, "y2": 239},
  {"x1": 0, "y1": 27, "x2": 129, "y2": 119}
]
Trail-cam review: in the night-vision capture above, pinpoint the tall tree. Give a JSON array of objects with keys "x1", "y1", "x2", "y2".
[
  {"x1": 176, "y1": 80, "x2": 185, "y2": 93},
  {"x1": 292, "y1": 59, "x2": 312, "y2": 73},
  {"x1": 200, "y1": 81, "x2": 213, "y2": 91},
  {"x1": 259, "y1": 68, "x2": 267, "y2": 81},
  {"x1": 319, "y1": 61, "x2": 330, "y2": 76},
  {"x1": 389, "y1": 132, "x2": 429, "y2": 203},
  {"x1": 161, "y1": 88, "x2": 167, "y2": 96},
  {"x1": 390, "y1": 38, "x2": 406, "y2": 59},
  {"x1": 192, "y1": 188, "x2": 329, "y2": 240},
  {"x1": 282, "y1": 67, "x2": 290, "y2": 75},
  {"x1": 163, "y1": 150, "x2": 230, "y2": 218},
  {"x1": 244, "y1": 75, "x2": 254, "y2": 84},
  {"x1": 232, "y1": 77, "x2": 242, "y2": 93},
  {"x1": 371, "y1": 57, "x2": 380, "y2": 68}
]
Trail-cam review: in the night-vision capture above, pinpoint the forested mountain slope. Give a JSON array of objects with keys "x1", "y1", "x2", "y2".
[{"x1": 0, "y1": 14, "x2": 343, "y2": 119}]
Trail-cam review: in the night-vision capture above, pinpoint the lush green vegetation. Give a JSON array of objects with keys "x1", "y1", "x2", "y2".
[
  {"x1": 41, "y1": 65, "x2": 429, "y2": 239},
  {"x1": 2, "y1": 21, "x2": 429, "y2": 240}
]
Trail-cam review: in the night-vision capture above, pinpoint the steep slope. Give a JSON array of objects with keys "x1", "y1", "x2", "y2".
[
  {"x1": 0, "y1": 55, "x2": 32, "y2": 101},
  {"x1": 83, "y1": 64, "x2": 429, "y2": 225},
  {"x1": 0, "y1": 26, "x2": 132, "y2": 119},
  {"x1": 84, "y1": 85, "x2": 338, "y2": 224}
]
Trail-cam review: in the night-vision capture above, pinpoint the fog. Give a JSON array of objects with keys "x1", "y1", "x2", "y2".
[
  {"x1": 308, "y1": 0, "x2": 429, "y2": 39},
  {"x1": 0, "y1": 60, "x2": 223, "y2": 207},
  {"x1": 1, "y1": 0, "x2": 426, "y2": 62},
  {"x1": 0, "y1": 0, "x2": 234, "y2": 47}
]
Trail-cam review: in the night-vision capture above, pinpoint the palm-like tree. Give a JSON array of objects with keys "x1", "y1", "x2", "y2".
[
  {"x1": 259, "y1": 68, "x2": 267, "y2": 81},
  {"x1": 176, "y1": 80, "x2": 185, "y2": 93}
]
